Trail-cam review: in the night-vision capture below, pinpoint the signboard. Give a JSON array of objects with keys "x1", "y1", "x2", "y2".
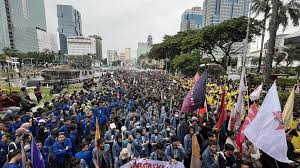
[{"x1": 120, "y1": 159, "x2": 184, "y2": 168}]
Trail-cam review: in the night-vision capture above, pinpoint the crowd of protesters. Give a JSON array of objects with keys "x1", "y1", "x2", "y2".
[{"x1": 0, "y1": 69, "x2": 299, "y2": 168}]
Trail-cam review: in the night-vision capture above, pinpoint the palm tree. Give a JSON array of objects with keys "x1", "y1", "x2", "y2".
[
  {"x1": 251, "y1": 0, "x2": 271, "y2": 73},
  {"x1": 264, "y1": 0, "x2": 300, "y2": 86}
]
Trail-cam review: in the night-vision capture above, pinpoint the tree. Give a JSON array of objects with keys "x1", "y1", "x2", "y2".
[
  {"x1": 264, "y1": 0, "x2": 300, "y2": 86},
  {"x1": 181, "y1": 16, "x2": 261, "y2": 69},
  {"x1": 296, "y1": 65, "x2": 300, "y2": 79},
  {"x1": 69, "y1": 55, "x2": 92, "y2": 69},
  {"x1": 282, "y1": 45, "x2": 297, "y2": 70},
  {"x1": 2, "y1": 47, "x2": 18, "y2": 57},
  {"x1": 147, "y1": 30, "x2": 197, "y2": 60},
  {"x1": 251, "y1": 0, "x2": 271, "y2": 73},
  {"x1": 171, "y1": 51, "x2": 202, "y2": 76}
]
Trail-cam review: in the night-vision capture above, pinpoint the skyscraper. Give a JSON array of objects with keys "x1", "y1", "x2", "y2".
[
  {"x1": 0, "y1": 0, "x2": 48, "y2": 52},
  {"x1": 203, "y1": 0, "x2": 249, "y2": 26},
  {"x1": 137, "y1": 35, "x2": 153, "y2": 59},
  {"x1": 89, "y1": 35, "x2": 103, "y2": 60},
  {"x1": 57, "y1": 5, "x2": 82, "y2": 54},
  {"x1": 180, "y1": 7, "x2": 203, "y2": 31},
  {"x1": 202, "y1": 0, "x2": 249, "y2": 59}
]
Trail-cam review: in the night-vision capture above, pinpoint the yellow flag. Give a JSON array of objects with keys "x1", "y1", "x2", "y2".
[
  {"x1": 95, "y1": 119, "x2": 101, "y2": 146},
  {"x1": 283, "y1": 88, "x2": 295, "y2": 130}
]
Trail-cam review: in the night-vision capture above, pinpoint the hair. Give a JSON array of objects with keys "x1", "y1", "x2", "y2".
[
  {"x1": 3, "y1": 133, "x2": 11, "y2": 140},
  {"x1": 241, "y1": 160, "x2": 251, "y2": 166},
  {"x1": 208, "y1": 140, "x2": 217, "y2": 147},
  {"x1": 171, "y1": 135, "x2": 179, "y2": 142},
  {"x1": 7, "y1": 150, "x2": 20, "y2": 161},
  {"x1": 156, "y1": 142, "x2": 164, "y2": 150},
  {"x1": 227, "y1": 131, "x2": 235, "y2": 137},
  {"x1": 224, "y1": 144, "x2": 235, "y2": 152}
]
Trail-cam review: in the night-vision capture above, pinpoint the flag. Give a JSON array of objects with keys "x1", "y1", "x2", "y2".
[
  {"x1": 228, "y1": 69, "x2": 247, "y2": 131},
  {"x1": 190, "y1": 133, "x2": 201, "y2": 168},
  {"x1": 181, "y1": 70, "x2": 208, "y2": 112},
  {"x1": 282, "y1": 88, "x2": 295, "y2": 130},
  {"x1": 198, "y1": 99, "x2": 207, "y2": 115},
  {"x1": 216, "y1": 89, "x2": 227, "y2": 130},
  {"x1": 249, "y1": 83, "x2": 263, "y2": 101},
  {"x1": 244, "y1": 83, "x2": 292, "y2": 163},
  {"x1": 31, "y1": 139, "x2": 45, "y2": 168},
  {"x1": 95, "y1": 119, "x2": 101, "y2": 146},
  {"x1": 236, "y1": 103, "x2": 259, "y2": 152}
]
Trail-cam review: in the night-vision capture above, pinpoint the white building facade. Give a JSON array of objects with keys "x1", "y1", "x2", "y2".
[
  {"x1": 67, "y1": 36, "x2": 96, "y2": 56},
  {"x1": 36, "y1": 29, "x2": 58, "y2": 52}
]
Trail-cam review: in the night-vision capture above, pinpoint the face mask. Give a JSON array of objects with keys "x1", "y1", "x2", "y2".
[{"x1": 166, "y1": 128, "x2": 171, "y2": 132}]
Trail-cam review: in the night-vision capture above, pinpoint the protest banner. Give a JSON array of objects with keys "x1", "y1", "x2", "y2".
[{"x1": 120, "y1": 159, "x2": 184, "y2": 168}]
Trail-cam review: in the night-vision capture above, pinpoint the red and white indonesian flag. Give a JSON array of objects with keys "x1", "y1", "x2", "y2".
[{"x1": 244, "y1": 82, "x2": 292, "y2": 163}]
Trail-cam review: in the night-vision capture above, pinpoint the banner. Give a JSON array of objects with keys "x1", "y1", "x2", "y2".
[{"x1": 120, "y1": 159, "x2": 184, "y2": 168}]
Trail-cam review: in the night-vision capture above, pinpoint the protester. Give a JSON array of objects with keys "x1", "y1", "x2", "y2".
[{"x1": 0, "y1": 69, "x2": 298, "y2": 168}]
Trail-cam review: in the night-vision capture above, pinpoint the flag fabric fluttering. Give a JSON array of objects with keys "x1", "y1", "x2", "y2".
[
  {"x1": 236, "y1": 103, "x2": 259, "y2": 152},
  {"x1": 31, "y1": 138, "x2": 45, "y2": 168},
  {"x1": 190, "y1": 133, "x2": 201, "y2": 168},
  {"x1": 216, "y1": 89, "x2": 227, "y2": 130},
  {"x1": 198, "y1": 99, "x2": 207, "y2": 115},
  {"x1": 181, "y1": 70, "x2": 208, "y2": 112},
  {"x1": 95, "y1": 119, "x2": 101, "y2": 146},
  {"x1": 244, "y1": 83, "x2": 292, "y2": 163},
  {"x1": 282, "y1": 87, "x2": 295, "y2": 130},
  {"x1": 249, "y1": 83, "x2": 263, "y2": 101},
  {"x1": 228, "y1": 69, "x2": 247, "y2": 131}
]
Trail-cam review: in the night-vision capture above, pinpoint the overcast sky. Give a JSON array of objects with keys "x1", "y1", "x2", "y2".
[
  {"x1": 44, "y1": 0, "x2": 299, "y2": 58},
  {"x1": 44, "y1": 0, "x2": 203, "y2": 58}
]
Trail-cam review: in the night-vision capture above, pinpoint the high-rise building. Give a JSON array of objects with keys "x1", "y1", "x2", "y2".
[
  {"x1": 57, "y1": 5, "x2": 82, "y2": 54},
  {"x1": 137, "y1": 35, "x2": 153, "y2": 59},
  {"x1": 107, "y1": 50, "x2": 118, "y2": 66},
  {"x1": 203, "y1": 0, "x2": 249, "y2": 26},
  {"x1": 119, "y1": 52, "x2": 126, "y2": 62},
  {"x1": 0, "y1": 0, "x2": 48, "y2": 52},
  {"x1": 125, "y1": 48, "x2": 131, "y2": 61},
  {"x1": 202, "y1": 0, "x2": 249, "y2": 59},
  {"x1": 180, "y1": 7, "x2": 203, "y2": 31},
  {"x1": 89, "y1": 35, "x2": 103, "y2": 60},
  {"x1": 37, "y1": 29, "x2": 58, "y2": 52},
  {"x1": 67, "y1": 36, "x2": 96, "y2": 56}
]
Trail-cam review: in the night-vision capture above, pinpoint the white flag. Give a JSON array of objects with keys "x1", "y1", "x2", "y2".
[
  {"x1": 244, "y1": 83, "x2": 292, "y2": 163},
  {"x1": 250, "y1": 83, "x2": 263, "y2": 101},
  {"x1": 228, "y1": 69, "x2": 246, "y2": 131}
]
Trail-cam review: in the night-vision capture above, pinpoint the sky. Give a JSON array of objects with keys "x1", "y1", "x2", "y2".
[
  {"x1": 44, "y1": 0, "x2": 299, "y2": 58},
  {"x1": 44, "y1": 0, "x2": 203, "y2": 58}
]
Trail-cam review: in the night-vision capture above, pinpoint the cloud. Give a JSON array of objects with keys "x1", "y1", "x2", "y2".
[{"x1": 44, "y1": 0, "x2": 203, "y2": 58}]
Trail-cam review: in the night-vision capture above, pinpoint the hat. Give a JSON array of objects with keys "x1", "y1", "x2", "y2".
[
  {"x1": 121, "y1": 126, "x2": 127, "y2": 132},
  {"x1": 120, "y1": 148, "x2": 130, "y2": 160},
  {"x1": 38, "y1": 119, "x2": 46, "y2": 123},
  {"x1": 110, "y1": 123, "x2": 116, "y2": 129}
]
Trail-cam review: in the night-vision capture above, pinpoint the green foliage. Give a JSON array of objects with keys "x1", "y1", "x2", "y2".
[
  {"x1": 147, "y1": 30, "x2": 197, "y2": 60},
  {"x1": 69, "y1": 55, "x2": 92, "y2": 69},
  {"x1": 171, "y1": 52, "x2": 202, "y2": 76},
  {"x1": 181, "y1": 16, "x2": 262, "y2": 69},
  {"x1": 2, "y1": 48, "x2": 56, "y2": 64}
]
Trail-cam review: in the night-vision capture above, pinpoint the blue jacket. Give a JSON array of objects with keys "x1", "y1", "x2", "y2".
[
  {"x1": 52, "y1": 138, "x2": 72, "y2": 164},
  {"x1": 184, "y1": 134, "x2": 192, "y2": 155},
  {"x1": 202, "y1": 147, "x2": 218, "y2": 168},
  {"x1": 122, "y1": 139, "x2": 140, "y2": 158},
  {"x1": 165, "y1": 144, "x2": 186, "y2": 162},
  {"x1": 112, "y1": 141, "x2": 122, "y2": 159},
  {"x1": 150, "y1": 152, "x2": 168, "y2": 161},
  {"x1": 58, "y1": 125, "x2": 70, "y2": 137},
  {"x1": 75, "y1": 150, "x2": 92, "y2": 166},
  {"x1": 0, "y1": 141, "x2": 7, "y2": 165},
  {"x1": 92, "y1": 145, "x2": 111, "y2": 168},
  {"x1": 104, "y1": 130, "x2": 120, "y2": 143}
]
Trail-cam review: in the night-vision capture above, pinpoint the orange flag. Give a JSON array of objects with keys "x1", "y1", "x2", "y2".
[
  {"x1": 95, "y1": 119, "x2": 101, "y2": 146},
  {"x1": 190, "y1": 133, "x2": 201, "y2": 168}
]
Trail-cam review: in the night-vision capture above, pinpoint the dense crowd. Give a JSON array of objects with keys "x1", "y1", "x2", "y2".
[{"x1": 0, "y1": 70, "x2": 299, "y2": 168}]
